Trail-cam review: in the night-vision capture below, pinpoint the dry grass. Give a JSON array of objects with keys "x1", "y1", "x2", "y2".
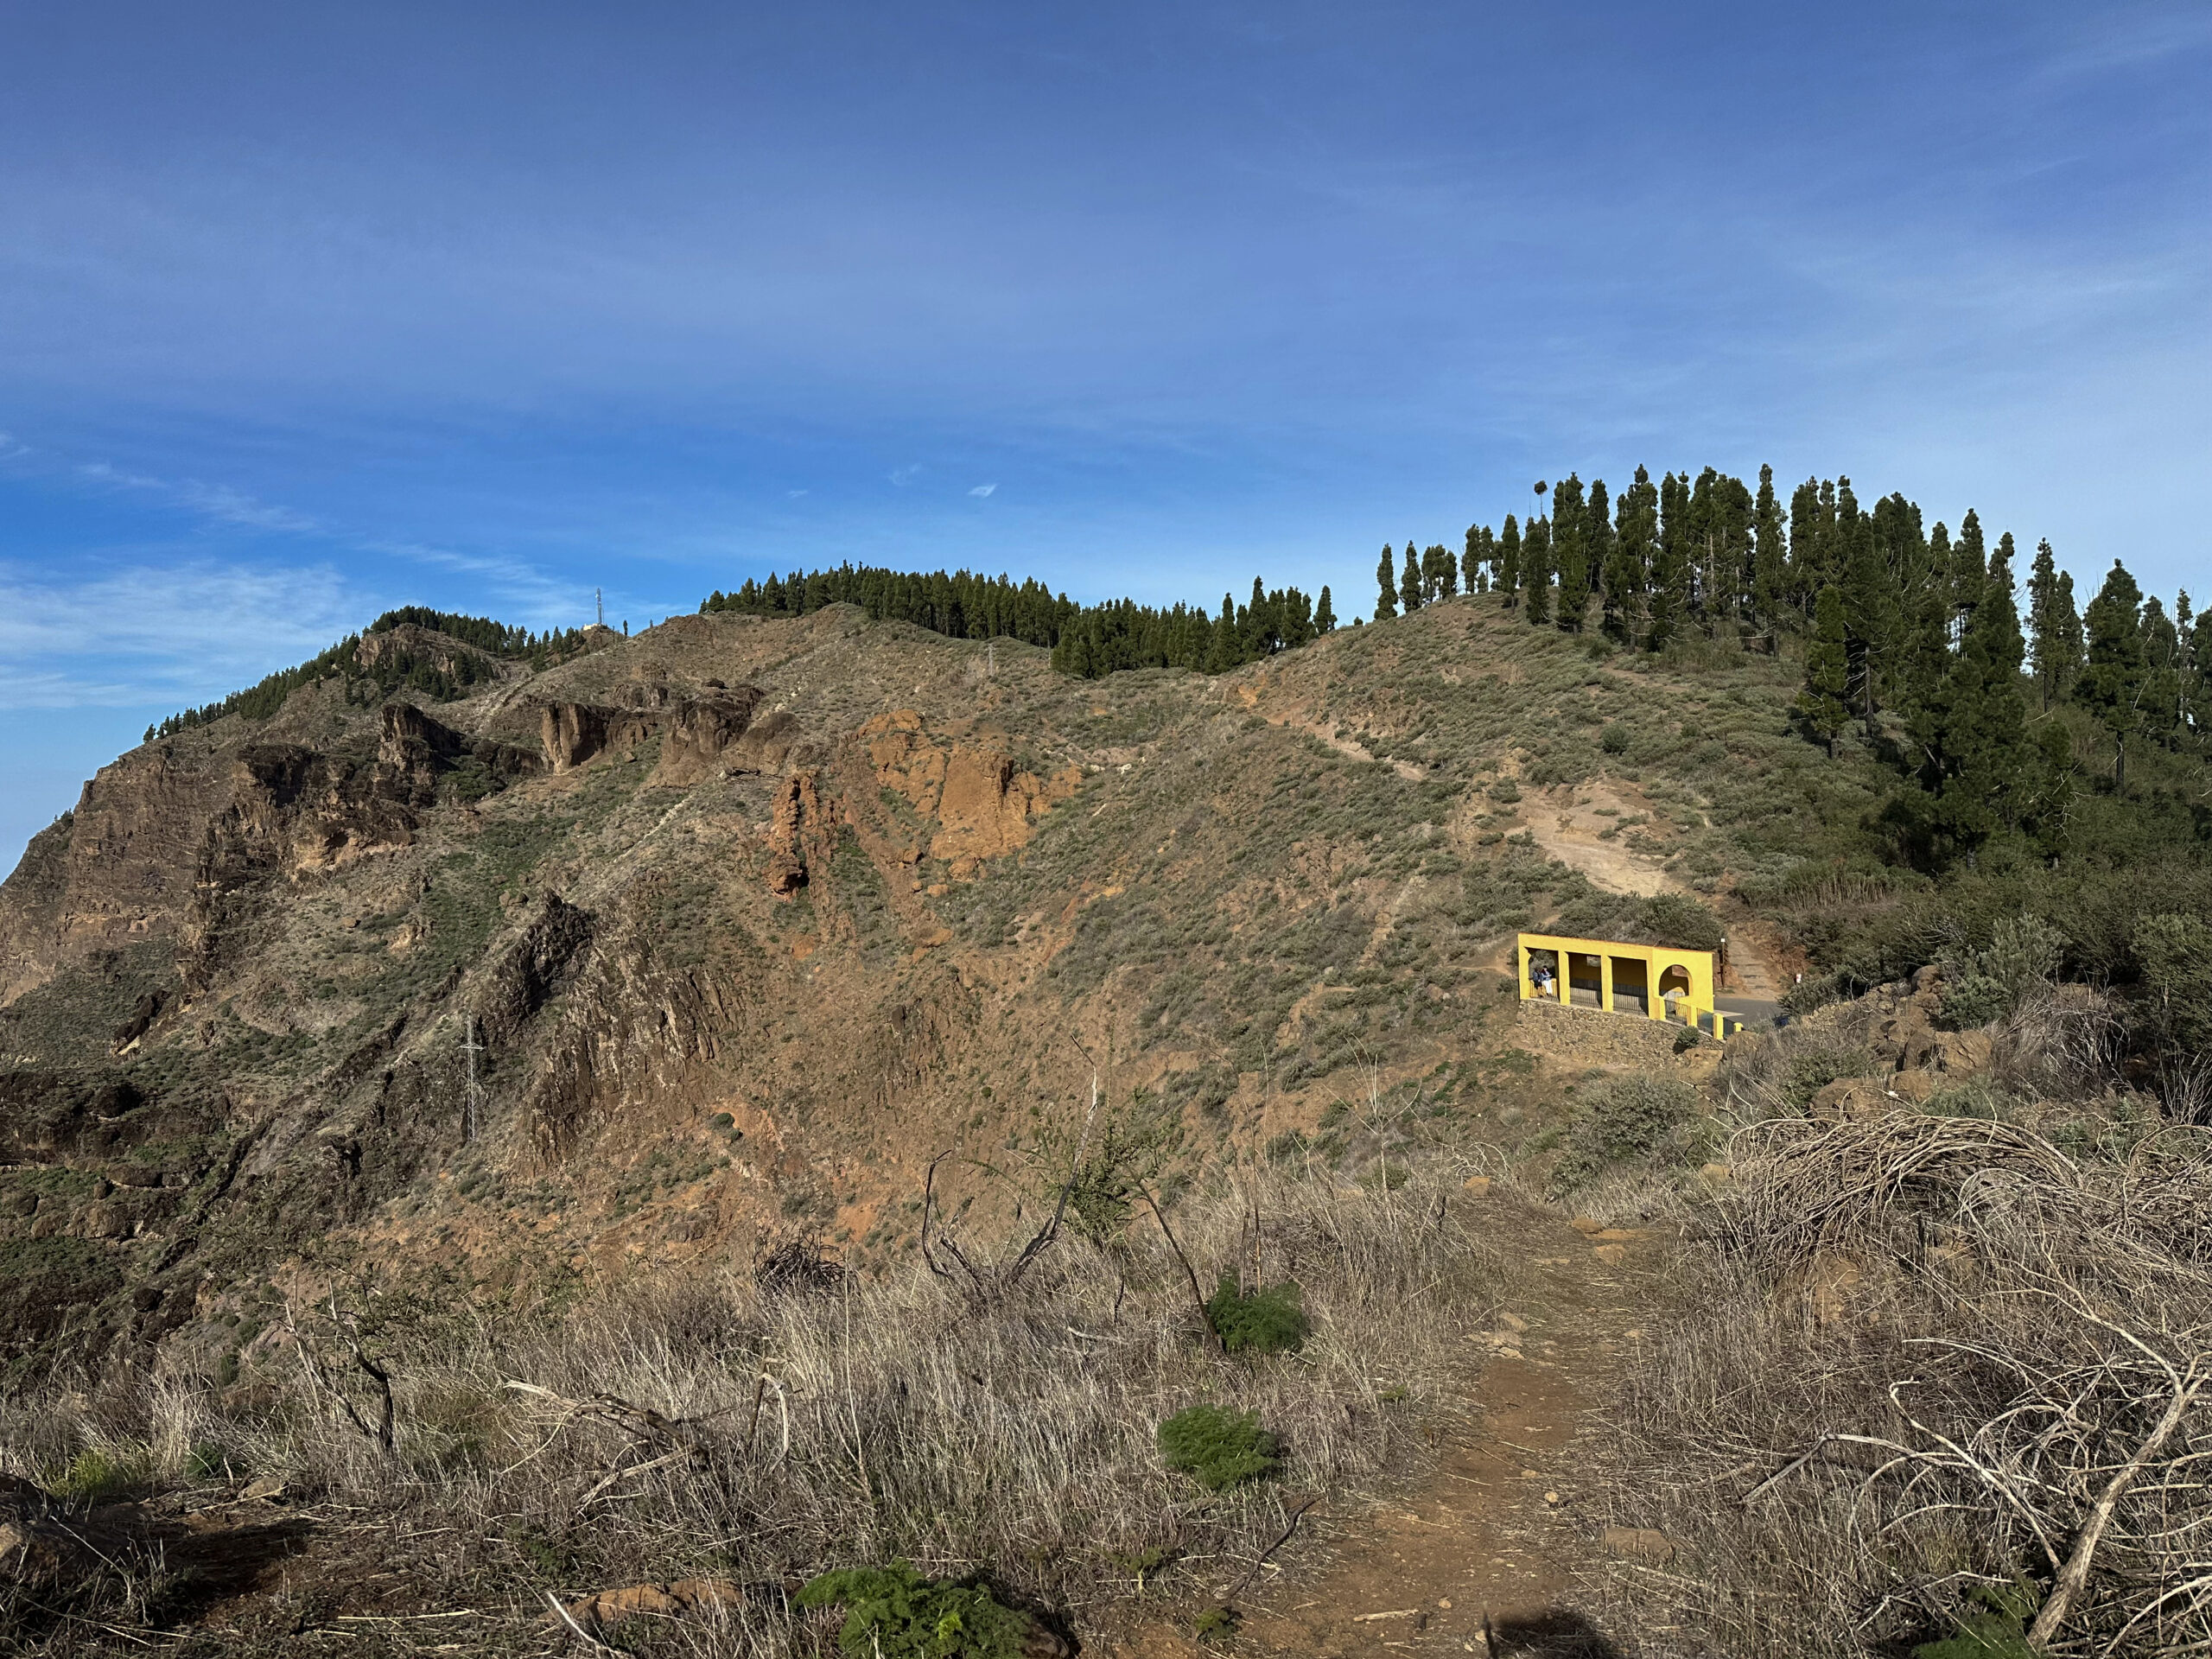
[
  {"x1": 0, "y1": 1164, "x2": 1500, "y2": 1655},
  {"x1": 1581, "y1": 1111, "x2": 2212, "y2": 1656}
]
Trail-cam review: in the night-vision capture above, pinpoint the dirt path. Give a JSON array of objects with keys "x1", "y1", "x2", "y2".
[{"x1": 1118, "y1": 1199, "x2": 1661, "y2": 1658}]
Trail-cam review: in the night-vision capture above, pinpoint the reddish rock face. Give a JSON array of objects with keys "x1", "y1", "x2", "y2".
[
  {"x1": 857, "y1": 709, "x2": 1079, "y2": 871},
  {"x1": 765, "y1": 772, "x2": 836, "y2": 898}
]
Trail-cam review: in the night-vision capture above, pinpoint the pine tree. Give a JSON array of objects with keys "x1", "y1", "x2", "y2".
[
  {"x1": 1788, "y1": 477, "x2": 1828, "y2": 617},
  {"x1": 2076, "y1": 561, "x2": 2146, "y2": 789},
  {"x1": 1835, "y1": 478, "x2": 1891, "y2": 721},
  {"x1": 2050, "y1": 571, "x2": 2085, "y2": 707},
  {"x1": 1523, "y1": 516, "x2": 1553, "y2": 626},
  {"x1": 1584, "y1": 479, "x2": 1617, "y2": 635},
  {"x1": 2186, "y1": 600, "x2": 2212, "y2": 742},
  {"x1": 1374, "y1": 546, "x2": 1398, "y2": 620},
  {"x1": 2140, "y1": 595, "x2": 2184, "y2": 747},
  {"x1": 1315, "y1": 587, "x2": 1336, "y2": 633},
  {"x1": 1205, "y1": 594, "x2": 1242, "y2": 672},
  {"x1": 1550, "y1": 474, "x2": 1587, "y2": 630},
  {"x1": 1464, "y1": 524, "x2": 1484, "y2": 596},
  {"x1": 1605, "y1": 467, "x2": 1656, "y2": 647},
  {"x1": 1899, "y1": 573, "x2": 1955, "y2": 782},
  {"x1": 1751, "y1": 463, "x2": 1787, "y2": 646},
  {"x1": 1939, "y1": 536, "x2": 2031, "y2": 854},
  {"x1": 1797, "y1": 586, "x2": 1850, "y2": 757},
  {"x1": 1951, "y1": 510, "x2": 1986, "y2": 645},
  {"x1": 1648, "y1": 475, "x2": 1687, "y2": 651},
  {"x1": 1400, "y1": 543, "x2": 1423, "y2": 613},
  {"x1": 1497, "y1": 517, "x2": 1522, "y2": 606},
  {"x1": 1437, "y1": 544, "x2": 1459, "y2": 598}
]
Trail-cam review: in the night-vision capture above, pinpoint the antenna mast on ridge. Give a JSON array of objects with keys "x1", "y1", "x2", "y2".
[{"x1": 596, "y1": 588, "x2": 604, "y2": 627}]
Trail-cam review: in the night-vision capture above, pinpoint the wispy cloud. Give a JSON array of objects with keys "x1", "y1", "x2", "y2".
[
  {"x1": 76, "y1": 460, "x2": 165, "y2": 492},
  {"x1": 0, "y1": 559, "x2": 364, "y2": 710},
  {"x1": 968, "y1": 482, "x2": 997, "y2": 497},
  {"x1": 888, "y1": 465, "x2": 922, "y2": 486},
  {"x1": 73, "y1": 457, "x2": 324, "y2": 537},
  {"x1": 179, "y1": 482, "x2": 321, "y2": 534}
]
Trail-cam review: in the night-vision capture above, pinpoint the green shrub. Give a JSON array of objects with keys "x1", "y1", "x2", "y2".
[
  {"x1": 54, "y1": 1445, "x2": 150, "y2": 1503},
  {"x1": 1939, "y1": 913, "x2": 2066, "y2": 1029},
  {"x1": 1205, "y1": 1273, "x2": 1308, "y2": 1355},
  {"x1": 798, "y1": 1562, "x2": 1035, "y2": 1659},
  {"x1": 1600, "y1": 722, "x2": 1632, "y2": 754},
  {"x1": 1194, "y1": 1605, "x2": 1241, "y2": 1643},
  {"x1": 1548, "y1": 1072, "x2": 1699, "y2": 1195},
  {"x1": 1158, "y1": 1405, "x2": 1283, "y2": 1491},
  {"x1": 1635, "y1": 892, "x2": 1724, "y2": 950},
  {"x1": 1911, "y1": 1581, "x2": 2037, "y2": 1658}
]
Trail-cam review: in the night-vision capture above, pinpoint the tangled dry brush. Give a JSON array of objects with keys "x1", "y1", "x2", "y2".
[
  {"x1": 1592, "y1": 1107, "x2": 2212, "y2": 1656},
  {"x1": 3, "y1": 1165, "x2": 1499, "y2": 1655}
]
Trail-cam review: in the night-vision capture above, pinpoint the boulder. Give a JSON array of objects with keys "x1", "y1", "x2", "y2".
[{"x1": 79, "y1": 1201, "x2": 133, "y2": 1239}]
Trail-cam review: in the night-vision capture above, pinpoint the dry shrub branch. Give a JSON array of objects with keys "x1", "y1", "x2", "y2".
[{"x1": 1585, "y1": 1113, "x2": 2212, "y2": 1657}]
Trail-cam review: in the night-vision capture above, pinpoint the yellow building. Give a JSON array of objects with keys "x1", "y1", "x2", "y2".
[{"x1": 1516, "y1": 931, "x2": 1744, "y2": 1039}]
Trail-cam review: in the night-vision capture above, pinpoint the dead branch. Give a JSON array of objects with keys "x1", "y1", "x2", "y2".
[
  {"x1": 1224, "y1": 1494, "x2": 1319, "y2": 1604},
  {"x1": 2030, "y1": 1358, "x2": 2208, "y2": 1648},
  {"x1": 1135, "y1": 1179, "x2": 1224, "y2": 1354},
  {"x1": 1007, "y1": 1073, "x2": 1101, "y2": 1285}
]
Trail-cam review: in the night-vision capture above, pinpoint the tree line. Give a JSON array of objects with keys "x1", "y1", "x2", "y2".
[
  {"x1": 146, "y1": 610, "x2": 594, "y2": 741},
  {"x1": 1371, "y1": 461, "x2": 2202, "y2": 872},
  {"x1": 700, "y1": 565, "x2": 1335, "y2": 680}
]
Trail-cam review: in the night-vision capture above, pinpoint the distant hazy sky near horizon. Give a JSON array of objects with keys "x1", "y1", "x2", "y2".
[{"x1": 1, "y1": 2, "x2": 2207, "y2": 869}]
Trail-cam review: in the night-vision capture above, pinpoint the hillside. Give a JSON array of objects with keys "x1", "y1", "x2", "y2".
[
  {"x1": 3, "y1": 588, "x2": 2207, "y2": 1656},
  {"x1": 0, "y1": 598, "x2": 1840, "y2": 1351}
]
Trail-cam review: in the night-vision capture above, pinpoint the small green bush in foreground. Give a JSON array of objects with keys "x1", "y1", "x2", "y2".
[
  {"x1": 1910, "y1": 1581, "x2": 2037, "y2": 1658},
  {"x1": 798, "y1": 1563, "x2": 1034, "y2": 1659},
  {"x1": 54, "y1": 1445, "x2": 150, "y2": 1504},
  {"x1": 1158, "y1": 1404, "x2": 1282, "y2": 1491},
  {"x1": 1205, "y1": 1273, "x2": 1308, "y2": 1354}
]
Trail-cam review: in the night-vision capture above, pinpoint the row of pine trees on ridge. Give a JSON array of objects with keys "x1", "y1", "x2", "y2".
[
  {"x1": 1382, "y1": 463, "x2": 2200, "y2": 868},
  {"x1": 699, "y1": 564, "x2": 1334, "y2": 679}
]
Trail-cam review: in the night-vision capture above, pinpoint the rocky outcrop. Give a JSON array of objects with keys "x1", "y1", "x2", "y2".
[
  {"x1": 354, "y1": 623, "x2": 497, "y2": 681},
  {"x1": 766, "y1": 772, "x2": 836, "y2": 899},
  {"x1": 653, "y1": 687, "x2": 768, "y2": 786},
  {"x1": 859, "y1": 709, "x2": 1080, "y2": 872},
  {"x1": 475, "y1": 892, "x2": 595, "y2": 1044},
  {"x1": 536, "y1": 682, "x2": 777, "y2": 779},
  {"x1": 376, "y1": 702, "x2": 542, "y2": 804},
  {"x1": 523, "y1": 913, "x2": 755, "y2": 1156},
  {"x1": 538, "y1": 702, "x2": 659, "y2": 772},
  {"x1": 0, "y1": 733, "x2": 435, "y2": 1005}
]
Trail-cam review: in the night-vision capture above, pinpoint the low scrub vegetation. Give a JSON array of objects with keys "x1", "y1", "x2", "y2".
[{"x1": 0, "y1": 1165, "x2": 1497, "y2": 1654}]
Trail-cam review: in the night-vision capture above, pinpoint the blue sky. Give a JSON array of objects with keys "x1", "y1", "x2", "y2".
[{"x1": 3, "y1": 2, "x2": 2207, "y2": 870}]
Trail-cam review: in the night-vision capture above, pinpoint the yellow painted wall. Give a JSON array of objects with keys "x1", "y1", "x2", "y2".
[{"x1": 1515, "y1": 932, "x2": 1740, "y2": 1036}]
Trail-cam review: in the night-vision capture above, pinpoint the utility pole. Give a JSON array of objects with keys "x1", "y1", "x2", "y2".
[{"x1": 461, "y1": 1014, "x2": 484, "y2": 1143}]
